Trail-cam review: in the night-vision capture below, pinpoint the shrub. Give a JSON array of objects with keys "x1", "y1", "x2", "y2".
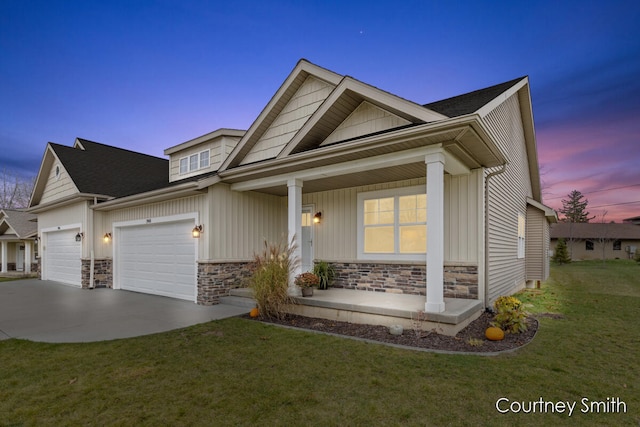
[
  {"x1": 552, "y1": 238, "x2": 571, "y2": 264},
  {"x1": 312, "y1": 261, "x2": 335, "y2": 290},
  {"x1": 249, "y1": 237, "x2": 298, "y2": 320},
  {"x1": 491, "y1": 296, "x2": 528, "y2": 334}
]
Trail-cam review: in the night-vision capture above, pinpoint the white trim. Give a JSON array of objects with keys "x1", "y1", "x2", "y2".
[
  {"x1": 356, "y1": 185, "x2": 427, "y2": 262},
  {"x1": 178, "y1": 149, "x2": 210, "y2": 175},
  {"x1": 301, "y1": 204, "x2": 315, "y2": 273},
  {"x1": 41, "y1": 223, "x2": 83, "y2": 234}
]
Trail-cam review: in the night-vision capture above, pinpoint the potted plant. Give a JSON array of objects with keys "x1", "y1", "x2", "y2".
[
  {"x1": 295, "y1": 272, "x2": 320, "y2": 297},
  {"x1": 313, "y1": 261, "x2": 335, "y2": 290}
]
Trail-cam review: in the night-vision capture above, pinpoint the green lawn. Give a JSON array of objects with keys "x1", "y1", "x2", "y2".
[{"x1": 1, "y1": 260, "x2": 638, "y2": 426}]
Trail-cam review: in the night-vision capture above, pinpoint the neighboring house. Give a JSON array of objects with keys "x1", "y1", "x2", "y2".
[
  {"x1": 0, "y1": 209, "x2": 38, "y2": 274},
  {"x1": 28, "y1": 59, "x2": 555, "y2": 322},
  {"x1": 623, "y1": 215, "x2": 640, "y2": 225},
  {"x1": 550, "y1": 222, "x2": 640, "y2": 260}
]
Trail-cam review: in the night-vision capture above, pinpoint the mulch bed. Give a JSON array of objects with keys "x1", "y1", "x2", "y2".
[{"x1": 244, "y1": 311, "x2": 539, "y2": 354}]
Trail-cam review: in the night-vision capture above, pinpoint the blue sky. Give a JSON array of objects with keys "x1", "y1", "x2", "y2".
[{"x1": 1, "y1": 0, "x2": 639, "y2": 221}]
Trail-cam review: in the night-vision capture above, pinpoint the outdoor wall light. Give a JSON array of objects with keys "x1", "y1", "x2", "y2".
[
  {"x1": 103, "y1": 232, "x2": 112, "y2": 243},
  {"x1": 192, "y1": 225, "x2": 204, "y2": 238},
  {"x1": 75, "y1": 232, "x2": 84, "y2": 242},
  {"x1": 313, "y1": 212, "x2": 322, "y2": 224}
]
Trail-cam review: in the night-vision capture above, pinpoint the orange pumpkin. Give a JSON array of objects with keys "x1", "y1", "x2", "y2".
[
  {"x1": 485, "y1": 326, "x2": 505, "y2": 341},
  {"x1": 249, "y1": 307, "x2": 259, "y2": 318}
]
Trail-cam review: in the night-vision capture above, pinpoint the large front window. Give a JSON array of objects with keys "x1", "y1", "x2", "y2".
[{"x1": 358, "y1": 186, "x2": 426, "y2": 261}]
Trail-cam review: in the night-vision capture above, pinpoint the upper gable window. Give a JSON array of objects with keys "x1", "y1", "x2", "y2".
[{"x1": 179, "y1": 150, "x2": 210, "y2": 175}]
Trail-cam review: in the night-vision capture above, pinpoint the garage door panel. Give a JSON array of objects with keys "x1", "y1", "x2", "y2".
[
  {"x1": 45, "y1": 229, "x2": 81, "y2": 286},
  {"x1": 117, "y1": 220, "x2": 196, "y2": 301}
]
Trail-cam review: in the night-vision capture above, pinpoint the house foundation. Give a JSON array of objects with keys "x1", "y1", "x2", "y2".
[
  {"x1": 81, "y1": 258, "x2": 113, "y2": 289},
  {"x1": 197, "y1": 261, "x2": 253, "y2": 305}
]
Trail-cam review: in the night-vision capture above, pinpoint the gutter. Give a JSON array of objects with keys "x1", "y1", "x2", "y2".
[
  {"x1": 91, "y1": 182, "x2": 202, "y2": 211},
  {"x1": 484, "y1": 163, "x2": 507, "y2": 309}
]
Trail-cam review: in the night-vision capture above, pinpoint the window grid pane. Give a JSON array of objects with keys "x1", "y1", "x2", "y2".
[
  {"x1": 190, "y1": 154, "x2": 198, "y2": 171},
  {"x1": 179, "y1": 158, "x2": 188, "y2": 174},
  {"x1": 199, "y1": 150, "x2": 210, "y2": 168}
]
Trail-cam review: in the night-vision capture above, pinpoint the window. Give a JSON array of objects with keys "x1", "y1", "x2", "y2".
[
  {"x1": 586, "y1": 240, "x2": 594, "y2": 251},
  {"x1": 613, "y1": 240, "x2": 622, "y2": 251},
  {"x1": 179, "y1": 149, "x2": 210, "y2": 175},
  {"x1": 179, "y1": 158, "x2": 188, "y2": 174},
  {"x1": 358, "y1": 186, "x2": 427, "y2": 261},
  {"x1": 517, "y1": 213, "x2": 525, "y2": 259}
]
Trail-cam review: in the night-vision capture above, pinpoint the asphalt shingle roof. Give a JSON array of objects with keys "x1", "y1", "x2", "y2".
[
  {"x1": 0, "y1": 209, "x2": 37, "y2": 238},
  {"x1": 50, "y1": 139, "x2": 170, "y2": 198},
  {"x1": 550, "y1": 222, "x2": 640, "y2": 240},
  {"x1": 423, "y1": 77, "x2": 525, "y2": 117}
]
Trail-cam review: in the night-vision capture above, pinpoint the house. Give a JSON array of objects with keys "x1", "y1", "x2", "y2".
[
  {"x1": 0, "y1": 209, "x2": 38, "y2": 274},
  {"x1": 28, "y1": 59, "x2": 555, "y2": 331},
  {"x1": 623, "y1": 215, "x2": 640, "y2": 226},
  {"x1": 550, "y1": 222, "x2": 640, "y2": 260}
]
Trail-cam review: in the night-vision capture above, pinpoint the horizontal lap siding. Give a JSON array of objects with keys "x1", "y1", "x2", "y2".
[
  {"x1": 485, "y1": 94, "x2": 533, "y2": 302},
  {"x1": 40, "y1": 163, "x2": 77, "y2": 204},
  {"x1": 526, "y1": 205, "x2": 544, "y2": 280}
]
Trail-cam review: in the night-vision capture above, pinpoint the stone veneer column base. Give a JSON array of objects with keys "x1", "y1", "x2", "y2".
[
  {"x1": 81, "y1": 258, "x2": 113, "y2": 289},
  {"x1": 328, "y1": 261, "x2": 478, "y2": 299},
  {"x1": 197, "y1": 261, "x2": 253, "y2": 305}
]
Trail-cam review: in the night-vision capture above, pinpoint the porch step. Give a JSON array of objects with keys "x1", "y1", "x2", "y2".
[{"x1": 220, "y1": 288, "x2": 256, "y2": 309}]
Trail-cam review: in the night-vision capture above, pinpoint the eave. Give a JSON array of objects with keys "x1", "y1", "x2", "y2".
[
  {"x1": 28, "y1": 193, "x2": 111, "y2": 214},
  {"x1": 91, "y1": 181, "x2": 203, "y2": 211}
]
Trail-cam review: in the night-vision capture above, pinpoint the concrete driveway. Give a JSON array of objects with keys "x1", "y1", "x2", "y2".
[{"x1": 0, "y1": 279, "x2": 250, "y2": 343}]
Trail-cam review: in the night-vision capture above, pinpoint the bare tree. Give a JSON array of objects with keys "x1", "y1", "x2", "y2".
[
  {"x1": 596, "y1": 210, "x2": 613, "y2": 266},
  {"x1": 0, "y1": 168, "x2": 35, "y2": 209}
]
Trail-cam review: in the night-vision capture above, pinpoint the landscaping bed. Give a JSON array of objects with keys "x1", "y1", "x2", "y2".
[{"x1": 245, "y1": 310, "x2": 538, "y2": 353}]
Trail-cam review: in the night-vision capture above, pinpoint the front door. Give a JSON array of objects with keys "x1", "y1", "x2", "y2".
[
  {"x1": 16, "y1": 245, "x2": 25, "y2": 272},
  {"x1": 300, "y1": 206, "x2": 314, "y2": 273}
]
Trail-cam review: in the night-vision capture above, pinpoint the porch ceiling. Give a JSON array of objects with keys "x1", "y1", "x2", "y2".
[{"x1": 254, "y1": 162, "x2": 427, "y2": 196}]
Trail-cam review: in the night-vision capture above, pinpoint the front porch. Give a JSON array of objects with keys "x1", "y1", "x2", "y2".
[{"x1": 229, "y1": 287, "x2": 483, "y2": 336}]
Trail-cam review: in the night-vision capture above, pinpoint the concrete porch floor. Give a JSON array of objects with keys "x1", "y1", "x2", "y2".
[{"x1": 229, "y1": 288, "x2": 484, "y2": 336}]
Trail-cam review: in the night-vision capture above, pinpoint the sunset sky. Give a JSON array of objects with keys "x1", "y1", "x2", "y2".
[{"x1": 1, "y1": 0, "x2": 639, "y2": 221}]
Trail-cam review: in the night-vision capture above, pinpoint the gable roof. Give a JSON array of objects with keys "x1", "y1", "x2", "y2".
[
  {"x1": 550, "y1": 222, "x2": 640, "y2": 240},
  {"x1": 48, "y1": 139, "x2": 169, "y2": 199},
  {"x1": 0, "y1": 209, "x2": 37, "y2": 238},
  {"x1": 423, "y1": 77, "x2": 526, "y2": 118}
]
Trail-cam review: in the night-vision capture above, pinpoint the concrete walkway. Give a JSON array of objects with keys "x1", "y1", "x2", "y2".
[{"x1": 0, "y1": 279, "x2": 250, "y2": 343}]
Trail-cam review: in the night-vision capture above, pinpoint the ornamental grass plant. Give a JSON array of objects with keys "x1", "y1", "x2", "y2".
[{"x1": 249, "y1": 237, "x2": 298, "y2": 320}]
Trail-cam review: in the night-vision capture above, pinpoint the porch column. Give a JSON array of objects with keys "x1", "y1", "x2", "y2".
[
  {"x1": 25, "y1": 241, "x2": 32, "y2": 274},
  {"x1": 425, "y1": 151, "x2": 445, "y2": 313},
  {"x1": 287, "y1": 178, "x2": 303, "y2": 296},
  {"x1": 1, "y1": 241, "x2": 7, "y2": 273}
]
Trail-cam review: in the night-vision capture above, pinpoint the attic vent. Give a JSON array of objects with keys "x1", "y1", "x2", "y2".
[{"x1": 55, "y1": 165, "x2": 60, "y2": 180}]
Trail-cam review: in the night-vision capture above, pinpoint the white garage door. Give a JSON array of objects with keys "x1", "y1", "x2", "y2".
[
  {"x1": 45, "y1": 228, "x2": 82, "y2": 286},
  {"x1": 117, "y1": 220, "x2": 196, "y2": 301}
]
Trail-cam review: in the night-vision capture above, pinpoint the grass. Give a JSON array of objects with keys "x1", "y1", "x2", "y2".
[{"x1": 1, "y1": 260, "x2": 638, "y2": 426}]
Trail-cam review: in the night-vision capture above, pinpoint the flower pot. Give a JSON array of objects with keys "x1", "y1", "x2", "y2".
[{"x1": 301, "y1": 287, "x2": 314, "y2": 297}]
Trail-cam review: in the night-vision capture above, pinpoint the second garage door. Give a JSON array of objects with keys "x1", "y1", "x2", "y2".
[
  {"x1": 117, "y1": 220, "x2": 196, "y2": 301},
  {"x1": 44, "y1": 228, "x2": 82, "y2": 286}
]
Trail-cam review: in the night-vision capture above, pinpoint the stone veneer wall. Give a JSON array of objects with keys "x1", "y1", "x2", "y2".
[
  {"x1": 197, "y1": 261, "x2": 253, "y2": 305},
  {"x1": 329, "y1": 262, "x2": 478, "y2": 299},
  {"x1": 81, "y1": 258, "x2": 113, "y2": 289}
]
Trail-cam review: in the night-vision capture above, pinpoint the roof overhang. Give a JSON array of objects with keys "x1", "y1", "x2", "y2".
[
  {"x1": 91, "y1": 181, "x2": 203, "y2": 211},
  {"x1": 219, "y1": 116, "x2": 505, "y2": 195},
  {"x1": 164, "y1": 128, "x2": 246, "y2": 155},
  {"x1": 27, "y1": 193, "x2": 111, "y2": 214},
  {"x1": 527, "y1": 197, "x2": 558, "y2": 223}
]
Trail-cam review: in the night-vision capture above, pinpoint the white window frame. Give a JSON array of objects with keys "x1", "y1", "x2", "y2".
[
  {"x1": 517, "y1": 213, "x2": 526, "y2": 259},
  {"x1": 179, "y1": 149, "x2": 210, "y2": 175},
  {"x1": 357, "y1": 185, "x2": 426, "y2": 262}
]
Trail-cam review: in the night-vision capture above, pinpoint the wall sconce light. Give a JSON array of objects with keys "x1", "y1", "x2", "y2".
[
  {"x1": 103, "y1": 233, "x2": 112, "y2": 243},
  {"x1": 192, "y1": 225, "x2": 204, "y2": 238},
  {"x1": 75, "y1": 232, "x2": 84, "y2": 242},
  {"x1": 313, "y1": 212, "x2": 322, "y2": 224}
]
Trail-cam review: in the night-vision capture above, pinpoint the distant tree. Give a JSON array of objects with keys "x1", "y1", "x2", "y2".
[
  {"x1": 596, "y1": 211, "x2": 613, "y2": 265},
  {"x1": 0, "y1": 168, "x2": 35, "y2": 209},
  {"x1": 559, "y1": 190, "x2": 595, "y2": 223},
  {"x1": 552, "y1": 238, "x2": 571, "y2": 264}
]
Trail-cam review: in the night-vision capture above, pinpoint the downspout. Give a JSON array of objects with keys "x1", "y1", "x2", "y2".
[{"x1": 484, "y1": 164, "x2": 507, "y2": 310}]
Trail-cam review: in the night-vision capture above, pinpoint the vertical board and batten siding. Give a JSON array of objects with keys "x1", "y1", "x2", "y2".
[
  {"x1": 484, "y1": 94, "x2": 534, "y2": 303},
  {"x1": 443, "y1": 170, "x2": 481, "y2": 263},
  {"x1": 40, "y1": 163, "x2": 78, "y2": 205},
  {"x1": 321, "y1": 101, "x2": 411, "y2": 146},
  {"x1": 240, "y1": 76, "x2": 335, "y2": 165},
  {"x1": 95, "y1": 195, "x2": 208, "y2": 259},
  {"x1": 302, "y1": 176, "x2": 480, "y2": 264},
  {"x1": 525, "y1": 205, "x2": 545, "y2": 281},
  {"x1": 209, "y1": 184, "x2": 286, "y2": 260}
]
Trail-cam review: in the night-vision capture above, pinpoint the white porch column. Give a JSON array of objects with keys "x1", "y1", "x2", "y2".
[
  {"x1": 25, "y1": 241, "x2": 32, "y2": 274},
  {"x1": 287, "y1": 178, "x2": 303, "y2": 296},
  {"x1": 1, "y1": 241, "x2": 7, "y2": 273},
  {"x1": 425, "y1": 151, "x2": 446, "y2": 313}
]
